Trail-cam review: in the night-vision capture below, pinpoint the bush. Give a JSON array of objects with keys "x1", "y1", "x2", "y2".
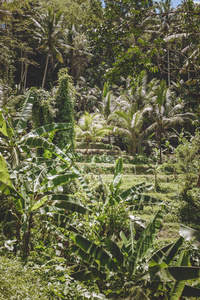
[{"x1": 179, "y1": 189, "x2": 200, "y2": 230}]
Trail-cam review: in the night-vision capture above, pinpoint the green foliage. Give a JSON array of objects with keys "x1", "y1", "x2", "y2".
[
  {"x1": 0, "y1": 254, "x2": 106, "y2": 299},
  {"x1": 76, "y1": 111, "x2": 111, "y2": 153},
  {"x1": 175, "y1": 135, "x2": 199, "y2": 198},
  {"x1": 179, "y1": 189, "x2": 200, "y2": 229},
  {"x1": 0, "y1": 256, "x2": 52, "y2": 299},
  {"x1": 30, "y1": 88, "x2": 56, "y2": 129},
  {"x1": 0, "y1": 103, "x2": 92, "y2": 258},
  {"x1": 54, "y1": 68, "x2": 75, "y2": 151}
]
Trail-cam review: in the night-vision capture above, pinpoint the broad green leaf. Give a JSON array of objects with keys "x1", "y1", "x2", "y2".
[
  {"x1": 39, "y1": 206, "x2": 72, "y2": 229},
  {"x1": 124, "y1": 194, "x2": 163, "y2": 209},
  {"x1": 71, "y1": 245, "x2": 97, "y2": 266},
  {"x1": 0, "y1": 110, "x2": 13, "y2": 137},
  {"x1": 126, "y1": 286, "x2": 150, "y2": 300},
  {"x1": 113, "y1": 157, "x2": 123, "y2": 189},
  {"x1": 10, "y1": 146, "x2": 20, "y2": 169},
  {"x1": 0, "y1": 154, "x2": 12, "y2": 187},
  {"x1": 115, "y1": 182, "x2": 150, "y2": 203},
  {"x1": 0, "y1": 181, "x2": 14, "y2": 196},
  {"x1": 130, "y1": 210, "x2": 163, "y2": 275},
  {"x1": 26, "y1": 123, "x2": 72, "y2": 137},
  {"x1": 120, "y1": 231, "x2": 128, "y2": 246},
  {"x1": 105, "y1": 238, "x2": 124, "y2": 265},
  {"x1": 18, "y1": 136, "x2": 71, "y2": 163},
  {"x1": 170, "y1": 281, "x2": 186, "y2": 300},
  {"x1": 49, "y1": 194, "x2": 91, "y2": 214},
  {"x1": 168, "y1": 266, "x2": 200, "y2": 281},
  {"x1": 78, "y1": 175, "x2": 94, "y2": 200},
  {"x1": 170, "y1": 251, "x2": 190, "y2": 300},
  {"x1": 153, "y1": 266, "x2": 200, "y2": 282},
  {"x1": 13, "y1": 91, "x2": 33, "y2": 132},
  {"x1": 182, "y1": 285, "x2": 200, "y2": 297},
  {"x1": 30, "y1": 196, "x2": 48, "y2": 212},
  {"x1": 72, "y1": 234, "x2": 118, "y2": 272},
  {"x1": 40, "y1": 173, "x2": 79, "y2": 192},
  {"x1": 179, "y1": 224, "x2": 200, "y2": 250},
  {"x1": 71, "y1": 268, "x2": 106, "y2": 281},
  {"x1": 151, "y1": 237, "x2": 184, "y2": 266}
]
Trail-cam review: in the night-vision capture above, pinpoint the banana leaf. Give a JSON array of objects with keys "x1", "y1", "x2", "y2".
[
  {"x1": 0, "y1": 110, "x2": 13, "y2": 137},
  {"x1": 18, "y1": 136, "x2": 71, "y2": 163},
  {"x1": 27, "y1": 123, "x2": 72, "y2": 137},
  {"x1": 150, "y1": 236, "x2": 184, "y2": 266},
  {"x1": 151, "y1": 266, "x2": 200, "y2": 282},
  {"x1": 72, "y1": 233, "x2": 119, "y2": 272},
  {"x1": 105, "y1": 238, "x2": 124, "y2": 266},
  {"x1": 130, "y1": 210, "x2": 163, "y2": 275},
  {"x1": 13, "y1": 91, "x2": 33, "y2": 132},
  {"x1": 169, "y1": 250, "x2": 190, "y2": 300},
  {"x1": 182, "y1": 285, "x2": 200, "y2": 297},
  {"x1": 179, "y1": 224, "x2": 200, "y2": 250},
  {"x1": 40, "y1": 173, "x2": 79, "y2": 192}
]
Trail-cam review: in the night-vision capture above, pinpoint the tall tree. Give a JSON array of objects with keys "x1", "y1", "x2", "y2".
[
  {"x1": 32, "y1": 7, "x2": 67, "y2": 88},
  {"x1": 89, "y1": 0, "x2": 155, "y2": 85}
]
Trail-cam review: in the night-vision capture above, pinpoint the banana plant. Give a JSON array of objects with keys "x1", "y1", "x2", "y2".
[
  {"x1": 0, "y1": 91, "x2": 33, "y2": 168},
  {"x1": 0, "y1": 97, "x2": 93, "y2": 257},
  {"x1": 106, "y1": 157, "x2": 163, "y2": 209},
  {"x1": 148, "y1": 225, "x2": 200, "y2": 300},
  {"x1": 70, "y1": 218, "x2": 200, "y2": 299},
  {"x1": 0, "y1": 142, "x2": 93, "y2": 257},
  {"x1": 70, "y1": 210, "x2": 163, "y2": 294}
]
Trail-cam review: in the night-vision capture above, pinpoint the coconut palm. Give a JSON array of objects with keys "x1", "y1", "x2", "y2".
[
  {"x1": 145, "y1": 80, "x2": 195, "y2": 163},
  {"x1": 101, "y1": 82, "x2": 118, "y2": 120},
  {"x1": 32, "y1": 7, "x2": 70, "y2": 88},
  {"x1": 76, "y1": 112, "x2": 111, "y2": 153},
  {"x1": 128, "y1": 71, "x2": 159, "y2": 109},
  {"x1": 108, "y1": 105, "x2": 150, "y2": 155},
  {"x1": 107, "y1": 73, "x2": 158, "y2": 155}
]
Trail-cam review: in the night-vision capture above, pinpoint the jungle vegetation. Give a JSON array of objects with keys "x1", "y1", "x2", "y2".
[{"x1": 0, "y1": 0, "x2": 200, "y2": 299}]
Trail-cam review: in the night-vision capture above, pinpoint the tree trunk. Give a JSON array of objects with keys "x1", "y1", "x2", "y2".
[
  {"x1": 86, "y1": 140, "x2": 90, "y2": 154},
  {"x1": 167, "y1": 46, "x2": 170, "y2": 86},
  {"x1": 196, "y1": 171, "x2": 200, "y2": 187},
  {"x1": 22, "y1": 212, "x2": 33, "y2": 258},
  {"x1": 42, "y1": 51, "x2": 50, "y2": 89}
]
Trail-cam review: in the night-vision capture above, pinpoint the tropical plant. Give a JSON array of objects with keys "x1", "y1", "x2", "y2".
[
  {"x1": 32, "y1": 7, "x2": 70, "y2": 88},
  {"x1": 54, "y1": 68, "x2": 75, "y2": 151},
  {"x1": 75, "y1": 77, "x2": 101, "y2": 112},
  {"x1": 175, "y1": 135, "x2": 199, "y2": 197},
  {"x1": 76, "y1": 112, "x2": 111, "y2": 153},
  {"x1": 0, "y1": 95, "x2": 92, "y2": 257},
  {"x1": 148, "y1": 224, "x2": 200, "y2": 299},
  {"x1": 145, "y1": 80, "x2": 195, "y2": 163},
  {"x1": 108, "y1": 100, "x2": 150, "y2": 155},
  {"x1": 30, "y1": 87, "x2": 56, "y2": 129}
]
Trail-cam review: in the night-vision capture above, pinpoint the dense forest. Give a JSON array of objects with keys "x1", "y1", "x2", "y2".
[{"x1": 0, "y1": 0, "x2": 200, "y2": 299}]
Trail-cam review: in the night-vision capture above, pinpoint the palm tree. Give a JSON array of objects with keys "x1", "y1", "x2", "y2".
[
  {"x1": 67, "y1": 23, "x2": 92, "y2": 81},
  {"x1": 76, "y1": 112, "x2": 111, "y2": 153},
  {"x1": 145, "y1": 80, "x2": 194, "y2": 163},
  {"x1": 107, "y1": 73, "x2": 158, "y2": 155},
  {"x1": 108, "y1": 106, "x2": 150, "y2": 155},
  {"x1": 32, "y1": 7, "x2": 68, "y2": 88}
]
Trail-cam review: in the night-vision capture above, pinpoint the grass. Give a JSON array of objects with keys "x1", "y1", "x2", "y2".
[{"x1": 0, "y1": 256, "x2": 51, "y2": 299}]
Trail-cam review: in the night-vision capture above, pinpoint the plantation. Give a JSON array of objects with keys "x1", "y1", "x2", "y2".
[{"x1": 0, "y1": 0, "x2": 200, "y2": 299}]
